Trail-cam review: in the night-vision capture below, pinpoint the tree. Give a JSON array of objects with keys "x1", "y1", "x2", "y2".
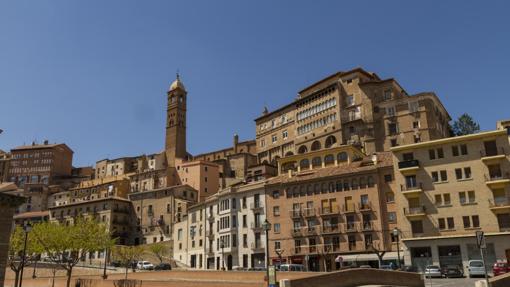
[
  {"x1": 32, "y1": 218, "x2": 113, "y2": 287},
  {"x1": 7, "y1": 226, "x2": 43, "y2": 287},
  {"x1": 367, "y1": 242, "x2": 386, "y2": 268},
  {"x1": 452, "y1": 113, "x2": 480, "y2": 136},
  {"x1": 148, "y1": 243, "x2": 168, "y2": 264},
  {"x1": 112, "y1": 245, "x2": 144, "y2": 280}
]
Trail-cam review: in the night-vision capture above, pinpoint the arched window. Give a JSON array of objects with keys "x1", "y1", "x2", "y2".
[
  {"x1": 299, "y1": 186, "x2": 306, "y2": 196},
  {"x1": 343, "y1": 181, "x2": 350, "y2": 191},
  {"x1": 314, "y1": 184, "x2": 320, "y2": 194},
  {"x1": 312, "y1": 157, "x2": 322, "y2": 168},
  {"x1": 337, "y1": 152, "x2": 348, "y2": 162},
  {"x1": 299, "y1": 159, "x2": 310, "y2": 170},
  {"x1": 272, "y1": 156, "x2": 281, "y2": 165},
  {"x1": 324, "y1": 154, "x2": 335, "y2": 166},
  {"x1": 328, "y1": 182, "x2": 335, "y2": 193},
  {"x1": 298, "y1": 145, "x2": 308, "y2": 154},
  {"x1": 307, "y1": 185, "x2": 313, "y2": 195},
  {"x1": 325, "y1": 135, "x2": 337, "y2": 148},
  {"x1": 285, "y1": 151, "x2": 294, "y2": 156},
  {"x1": 321, "y1": 183, "x2": 327, "y2": 193},
  {"x1": 311, "y1": 141, "x2": 321, "y2": 151},
  {"x1": 359, "y1": 177, "x2": 366, "y2": 189},
  {"x1": 351, "y1": 178, "x2": 358, "y2": 190},
  {"x1": 282, "y1": 161, "x2": 297, "y2": 173}
]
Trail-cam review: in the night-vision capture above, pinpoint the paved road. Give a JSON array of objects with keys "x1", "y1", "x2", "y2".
[{"x1": 364, "y1": 277, "x2": 484, "y2": 287}]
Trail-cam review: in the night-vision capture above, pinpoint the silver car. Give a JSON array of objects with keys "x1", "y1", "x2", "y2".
[
  {"x1": 468, "y1": 260, "x2": 486, "y2": 278},
  {"x1": 425, "y1": 265, "x2": 442, "y2": 278}
]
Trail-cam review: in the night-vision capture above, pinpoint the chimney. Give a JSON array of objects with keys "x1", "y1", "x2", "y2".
[
  {"x1": 44, "y1": 140, "x2": 49, "y2": 145},
  {"x1": 233, "y1": 134, "x2": 239, "y2": 153},
  {"x1": 31, "y1": 141, "x2": 36, "y2": 146}
]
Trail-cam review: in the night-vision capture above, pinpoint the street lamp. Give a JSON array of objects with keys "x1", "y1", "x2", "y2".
[
  {"x1": 220, "y1": 238, "x2": 225, "y2": 271},
  {"x1": 262, "y1": 219, "x2": 271, "y2": 287},
  {"x1": 19, "y1": 222, "x2": 32, "y2": 287},
  {"x1": 393, "y1": 227, "x2": 401, "y2": 269}
]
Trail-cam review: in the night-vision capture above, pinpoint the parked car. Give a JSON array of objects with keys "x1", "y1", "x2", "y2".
[
  {"x1": 154, "y1": 262, "x2": 171, "y2": 270},
  {"x1": 468, "y1": 260, "x2": 486, "y2": 278},
  {"x1": 279, "y1": 264, "x2": 305, "y2": 272},
  {"x1": 359, "y1": 265, "x2": 372, "y2": 268},
  {"x1": 379, "y1": 265, "x2": 393, "y2": 270},
  {"x1": 424, "y1": 265, "x2": 442, "y2": 278},
  {"x1": 441, "y1": 265, "x2": 464, "y2": 278},
  {"x1": 136, "y1": 261, "x2": 154, "y2": 270},
  {"x1": 110, "y1": 260, "x2": 122, "y2": 267},
  {"x1": 493, "y1": 261, "x2": 509, "y2": 277}
]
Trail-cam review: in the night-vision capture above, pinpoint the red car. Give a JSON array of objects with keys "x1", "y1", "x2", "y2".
[{"x1": 493, "y1": 261, "x2": 509, "y2": 277}]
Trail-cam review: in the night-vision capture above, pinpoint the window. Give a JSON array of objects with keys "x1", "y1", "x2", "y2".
[
  {"x1": 273, "y1": 206, "x2": 280, "y2": 216},
  {"x1": 440, "y1": 170, "x2": 448, "y2": 181},
  {"x1": 260, "y1": 139, "x2": 265, "y2": 147},
  {"x1": 456, "y1": 167, "x2": 471, "y2": 180},
  {"x1": 429, "y1": 149, "x2": 436, "y2": 160},
  {"x1": 383, "y1": 90, "x2": 392, "y2": 101},
  {"x1": 437, "y1": 148, "x2": 444, "y2": 158},
  {"x1": 452, "y1": 146, "x2": 459, "y2": 157},
  {"x1": 472, "y1": 215, "x2": 480, "y2": 227},
  {"x1": 388, "y1": 122, "x2": 398, "y2": 135},
  {"x1": 242, "y1": 215, "x2": 247, "y2": 228},
  {"x1": 463, "y1": 216, "x2": 471, "y2": 228},
  {"x1": 413, "y1": 121, "x2": 420, "y2": 129},
  {"x1": 273, "y1": 190, "x2": 280, "y2": 199},
  {"x1": 438, "y1": 218, "x2": 446, "y2": 230},
  {"x1": 444, "y1": 193, "x2": 451, "y2": 205},
  {"x1": 282, "y1": 130, "x2": 288, "y2": 140},
  {"x1": 384, "y1": 174, "x2": 393, "y2": 182},
  {"x1": 411, "y1": 220, "x2": 423, "y2": 234},
  {"x1": 460, "y1": 144, "x2": 468, "y2": 155},
  {"x1": 388, "y1": 212, "x2": 396, "y2": 223},
  {"x1": 403, "y1": 153, "x2": 414, "y2": 161},
  {"x1": 447, "y1": 217, "x2": 455, "y2": 229},
  {"x1": 272, "y1": 135, "x2": 277, "y2": 143},
  {"x1": 432, "y1": 171, "x2": 439, "y2": 182},
  {"x1": 409, "y1": 101, "x2": 419, "y2": 112},
  {"x1": 468, "y1": 191, "x2": 476, "y2": 203},
  {"x1": 455, "y1": 168, "x2": 463, "y2": 180},
  {"x1": 275, "y1": 241, "x2": 281, "y2": 250},
  {"x1": 274, "y1": 223, "x2": 281, "y2": 233},
  {"x1": 435, "y1": 194, "x2": 442, "y2": 205},
  {"x1": 464, "y1": 167, "x2": 472, "y2": 179},
  {"x1": 346, "y1": 95, "x2": 354, "y2": 106},
  {"x1": 459, "y1": 192, "x2": 466, "y2": 204},
  {"x1": 390, "y1": 139, "x2": 398, "y2": 147},
  {"x1": 386, "y1": 192, "x2": 395, "y2": 203}
]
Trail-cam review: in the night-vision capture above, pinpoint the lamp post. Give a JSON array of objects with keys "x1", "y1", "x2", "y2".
[
  {"x1": 220, "y1": 238, "x2": 225, "y2": 271},
  {"x1": 102, "y1": 248, "x2": 108, "y2": 279},
  {"x1": 262, "y1": 219, "x2": 271, "y2": 287},
  {"x1": 393, "y1": 227, "x2": 401, "y2": 269},
  {"x1": 19, "y1": 222, "x2": 32, "y2": 287}
]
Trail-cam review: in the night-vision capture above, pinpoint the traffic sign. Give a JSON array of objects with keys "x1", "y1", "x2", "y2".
[{"x1": 476, "y1": 231, "x2": 486, "y2": 249}]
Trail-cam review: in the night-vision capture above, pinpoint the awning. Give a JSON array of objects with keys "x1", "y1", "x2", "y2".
[{"x1": 339, "y1": 252, "x2": 400, "y2": 262}]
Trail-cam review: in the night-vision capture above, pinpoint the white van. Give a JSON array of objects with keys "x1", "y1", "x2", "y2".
[
  {"x1": 468, "y1": 260, "x2": 486, "y2": 278},
  {"x1": 279, "y1": 264, "x2": 305, "y2": 272}
]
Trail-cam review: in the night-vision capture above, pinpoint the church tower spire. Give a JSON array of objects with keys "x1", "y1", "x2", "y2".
[{"x1": 165, "y1": 73, "x2": 187, "y2": 168}]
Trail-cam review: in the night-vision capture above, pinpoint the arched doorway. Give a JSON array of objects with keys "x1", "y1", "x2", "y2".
[
  {"x1": 227, "y1": 255, "x2": 233, "y2": 270},
  {"x1": 298, "y1": 145, "x2": 308, "y2": 154}
]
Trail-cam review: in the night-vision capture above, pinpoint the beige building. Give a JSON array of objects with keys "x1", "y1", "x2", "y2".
[
  {"x1": 255, "y1": 67, "x2": 450, "y2": 165},
  {"x1": 391, "y1": 127, "x2": 510, "y2": 272},
  {"x1": 68, "y1": 176, "x2": 131, "y2": 203},
  {"x1": 176, "y1": 159, "x2": 220, "y2": 201},
  {"x1": 129, "y1": 184, "x2": 197, "y2": 245},
  {"x1": 266, "y1": 146, "x2": 400, "y2": 271}
]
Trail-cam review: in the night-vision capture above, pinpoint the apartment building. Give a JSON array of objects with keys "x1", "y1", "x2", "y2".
[
  {"x1": 255, "y1": 67, "x2": 450, "y2": 164},
  {"x1": 173, "y1": 180, "x2": 269, "y2": 270},
  {"x1": 391, "y1": 128, "x2": 510, "y2": 273},
  {"x1": 95, "y1": 156, "x2": 140, "y2": 179},
  {"x1": 129, "y1": 184, "x2": 197, "y2": 245},
  {"x1": 266, "y1": 146, "x2": 400, "y2": 271},
  {"x1": 176, "y1": 159, "x2": 220, "y2": 201},
  {"x1": 68, "y1": 176, "x2": 131, "y2": 203}
]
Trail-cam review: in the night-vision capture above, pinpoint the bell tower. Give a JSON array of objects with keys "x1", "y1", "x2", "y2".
[{"x1": 165, "y1": 73, "x2": 187, "y2": 167}]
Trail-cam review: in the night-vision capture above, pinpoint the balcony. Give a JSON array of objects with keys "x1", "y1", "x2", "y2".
[
  {"x1": 342, "y1": 203, "x2": 357, "y2": 213},
  {"x1": 400, "y1": 182, "x2": 423, "y2": 198},
  {"x1": 250, "y1": 242, "x2": 265, "y2": 253},
  {"x1": 480, "y1": 147, "x2": 506, "y2": 163},
  {"x1": 358, "y1": 202, "x2": 372, "y2": 212},
  {"x1": 485, "y1": 173, "x2": 510, "y2": 189},
  {"x1": 344, "y1": 222, "x2": 358, "y2": 233},
  {"x1": 342, "y1": 113, "x2": 362, "y2": 123},
  {"x1": 303, "y1": 208, "x2": 316, "y2": 217},
  {"x1": 306, "y1": 226, "x2": 318, "y2": 236},
  {"x1": 251, "y1": 222, "x2": 263, "y2": 231},
  {"x1": 398, "y1": 160, "x2": 420, "y2": 174},
  {"x1": 489, "y1": 198, "x2": 510, "y2": 214},
  {"x1": 404, "y1": 206, "x2": 427, "y2": 218},
  {"x1": 289, "y1": 210, "x2": 302, "y2": 219},
  {"x1": 291, "y1": 228, "x2": 303, "y2": 237},
  {"x1": 206, "y1": 230, "x2": 215, "y2": 240},
  {"x1": 321, "y1": 224, "x2": 341, "y2": 235},
  {"x1": 361, "y1": 221, "x2": 374, "y2": 232},
  {"x1": 250, "y1": 202, "x2": 264, "y2": 211},
  {"x1": 319, "y1": 205, "x2": 340, "y2": 216}
]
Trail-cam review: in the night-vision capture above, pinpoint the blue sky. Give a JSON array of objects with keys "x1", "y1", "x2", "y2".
[{"x1": 1, "y1": 1, "x2": 509, "y2": 167}]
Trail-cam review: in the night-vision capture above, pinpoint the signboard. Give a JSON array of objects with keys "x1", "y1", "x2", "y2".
[
  {"x1": 476, "y1": 231, "x2": 486, "y2": 249},
  {"x1": 268, "y1": 265, "x2": 277, "y2": 287}
]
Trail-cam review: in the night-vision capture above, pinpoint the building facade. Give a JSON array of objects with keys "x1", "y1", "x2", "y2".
[
  {"x1": 266, "y1": 146, "x2": 400, "y2": 271},
  {"x1": 255, "y1": 68, "x2": 450, "y2": 165},
  {"x1": 391, "y1": 128, "x2": 510, "y2": 272}
]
